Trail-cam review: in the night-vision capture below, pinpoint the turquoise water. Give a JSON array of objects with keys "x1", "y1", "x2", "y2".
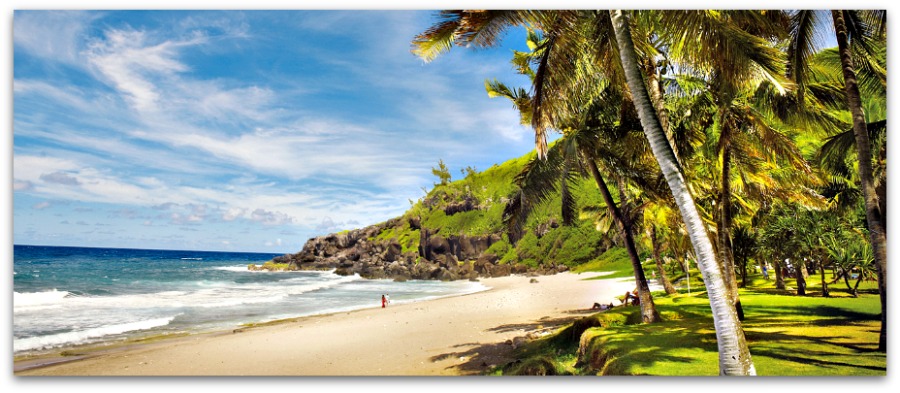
[{"x1": 13, "y1": 245, "x2": 487, "y2": 354}]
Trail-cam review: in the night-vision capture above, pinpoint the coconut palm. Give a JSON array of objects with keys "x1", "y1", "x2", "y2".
[
  {"x1": 487, "y1": 50, "x2": 661, "y2": 322},
  {"x1": 785, "y1": 9, "x2": 886, "y2": 351},
  {"x1": 609, "y1": 10, "x2": 755, "y2": 375},
  {"x1": 414, "y1": 8, "x2": 756, "y2": 375},
  {"x1": 639, "y1": 197, "x2": 679, "y2": 294}
]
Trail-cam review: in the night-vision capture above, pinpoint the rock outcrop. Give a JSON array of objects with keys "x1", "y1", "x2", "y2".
[{"x1": 276, "y1": 216, "x2": 567, "y2": 281}]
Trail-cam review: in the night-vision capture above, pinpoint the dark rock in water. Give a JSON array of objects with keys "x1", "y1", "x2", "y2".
[
  {"x1": 361, "y1": 266, "x2": 386, "y2": 280},
  {"x1": 431, "y1": 267, "x2": 456, "y2": 281},
  {"x1": 334, "y1": 267, "x2": 353, "y2": 276}
]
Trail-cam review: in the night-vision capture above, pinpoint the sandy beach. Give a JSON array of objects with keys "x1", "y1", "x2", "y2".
[{"x1": 15, "y1": 272, "x2": 650, "y2": 376}]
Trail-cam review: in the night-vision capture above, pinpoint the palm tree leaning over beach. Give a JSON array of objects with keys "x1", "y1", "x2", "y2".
[
  {"x1": 608, "y1": 9, "x2": 755, "y2": 375},
  {"x1": 413, "y1": 10, "x2": 756, "y2": 375}
]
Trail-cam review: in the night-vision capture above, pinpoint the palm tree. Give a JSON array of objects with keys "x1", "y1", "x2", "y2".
[
  {"x1": 487, "y1": 54, "x2": 660, "y2": 322},
  {"x1": 641, "y1": 201, "x2": 679, "y2": 294},
  {"x1": 731, "y1": 225, "x2": 757, "y2": 288},
  {"x1": 609, "y1": 9, "x2": 755, "y2": 376},
  {"x1": 414, "y1": 8, "x2": 755, "y2": 375},
  {"x1": 786, "y1": 9, "x2": 886, "y2": 352}
]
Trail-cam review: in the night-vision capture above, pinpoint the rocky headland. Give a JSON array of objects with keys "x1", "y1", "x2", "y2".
[{"x1": 271, "y1": 215, "x2": 569, "y2": 281}]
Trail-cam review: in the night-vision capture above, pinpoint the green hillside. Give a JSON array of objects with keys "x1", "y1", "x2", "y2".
[{"x1": 380, "y1": 149, "x2": 624, "y2": 271}]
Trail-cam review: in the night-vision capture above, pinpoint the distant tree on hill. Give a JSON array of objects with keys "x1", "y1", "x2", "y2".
[{"x1": 432, "y1": 159, "x2": 452, "y2": 186}]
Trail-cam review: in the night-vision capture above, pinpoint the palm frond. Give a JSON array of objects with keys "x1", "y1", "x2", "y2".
[
  {"x1": 786, "y1": 10, "x2": 826, "y2": 103},
  {"x1": 412, "y1": 10, "x2": 530, "y2": 62}
]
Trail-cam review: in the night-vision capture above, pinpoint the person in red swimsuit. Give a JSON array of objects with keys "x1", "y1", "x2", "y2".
[{"x1": 381, "y1": 294, "x2": 386, "y2": 308}]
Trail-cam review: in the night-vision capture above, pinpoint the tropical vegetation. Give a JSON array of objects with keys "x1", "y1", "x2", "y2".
[{"x1": 404, "y1": 9, "x2": 886, "y2": 375}]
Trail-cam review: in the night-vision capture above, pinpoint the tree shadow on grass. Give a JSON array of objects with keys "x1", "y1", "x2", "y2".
[{"x1": 751, "y1": 348, "x2": 886, "y2": 372}]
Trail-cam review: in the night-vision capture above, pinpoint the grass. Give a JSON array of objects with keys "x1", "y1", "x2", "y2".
[
  {"x1": 570, "y1": 247, "x2": 657, "y2": 279},
  {"x1": 496, "y1": 269, "x2": 885, "y2": 376}
]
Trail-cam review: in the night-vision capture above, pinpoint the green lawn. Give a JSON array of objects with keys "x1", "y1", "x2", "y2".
[{"x1": 496, "y1": 269, "x2": 885, "y2": 376}]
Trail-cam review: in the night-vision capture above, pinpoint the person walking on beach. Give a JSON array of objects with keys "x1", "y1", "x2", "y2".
[
  {"x1": 381, "y1": 294, "x2": 386, "y2": 308},
  {"x1": 385, "y1": 294, "x2": 390, "y2": 306}
]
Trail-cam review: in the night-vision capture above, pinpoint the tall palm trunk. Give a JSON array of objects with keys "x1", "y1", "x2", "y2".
[
  {"x1": 651, "y1": 226, "x2": 678, "y2": 294},
  {"x1": 832, "y1": 10, "x2": 887, "y2": 352},
  {"x1": 610, "y1": 10, "x2": 755, "y2": 375},
  {"x1": 718, "y1": 145, "x2": 745, "y2": 320},
  {"x1": 582, "y1": 149, "x2": 660, "y2": 323}
]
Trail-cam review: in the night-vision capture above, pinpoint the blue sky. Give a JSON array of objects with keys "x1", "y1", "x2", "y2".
[{"x1": 12, "y1": 10, "x2": 537, "y2": 253}]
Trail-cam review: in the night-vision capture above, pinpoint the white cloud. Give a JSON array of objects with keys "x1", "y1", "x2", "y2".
[
  {"x1": 13, "y1": 11, "x2": 97, "y2": 65},
  {"x1": 40, "y1": 171, "x2": 82, "y2": 186},
  {"x1": 250, "y1": 208, "x2": 294, "y2": 226},
  {"x1": 13, "y1": 181, "x2": 34, "y2": 191},
  {"x1": 85, "y1": 28, "x2": 196, "y2": 112}
]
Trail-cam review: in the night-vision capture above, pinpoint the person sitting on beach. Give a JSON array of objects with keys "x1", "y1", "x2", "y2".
[
  {"x1": 623, "y1": 291, "x2": 634, "y2": 306},
  {"x1": 631, "y1": 291, "x2": 640, "y2": 306}
]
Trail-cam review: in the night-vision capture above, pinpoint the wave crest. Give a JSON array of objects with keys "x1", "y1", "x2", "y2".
[{"x1": 14, "y1": 316, "x2": 177, "y2": 352}]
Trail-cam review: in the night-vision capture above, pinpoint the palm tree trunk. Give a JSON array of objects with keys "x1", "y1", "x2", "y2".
[
  {"x1": 820, "y1": 259, "x2": 829, "y2": 297},
  {"x1": 646, "y1": 56, "x2": 677, "y2": 162},
  {"x1": 718, "y1": 145, "x2": 745, "y2": 320},
  {"x1": 652, "y1": 226, "x2": 678, "y2": 294},
  {"x1": 740, "y1": 255, "x2": 747, "y2": 288},
  {"x1": 582, "y1": 148, "x2": 660, "y2": 323},
  {"x1": 610, "y1": 9, "x2": 754, "y2": 375},
  {"x1": 832, "y1": 10, "x2": 887, "y2": 352}
]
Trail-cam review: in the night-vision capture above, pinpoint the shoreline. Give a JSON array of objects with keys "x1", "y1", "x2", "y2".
[{"x1": 15, "y1": 271, "x2": 647, "y2": 376}]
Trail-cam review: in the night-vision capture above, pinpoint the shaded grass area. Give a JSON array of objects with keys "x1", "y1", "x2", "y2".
[{"x1": 491, "y1": 287, "x2": 884, "y2": 376}]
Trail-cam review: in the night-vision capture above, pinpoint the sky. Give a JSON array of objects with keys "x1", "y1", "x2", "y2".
[
  {"x1": 11, "y1": 10, "x2": 538, "y2": 253},
  {"x1": 4, "y1": 3, "x2": 889, "y2": 256}
]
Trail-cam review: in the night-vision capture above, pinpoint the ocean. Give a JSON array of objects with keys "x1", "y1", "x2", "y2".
[{"x1": 12, "y1": 245, "x2": 488, "y2": 355}]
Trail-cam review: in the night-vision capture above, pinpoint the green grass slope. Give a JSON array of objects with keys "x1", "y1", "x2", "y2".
[{"x1": 378, "y1": 150, "x2": 619, "y2": 269}]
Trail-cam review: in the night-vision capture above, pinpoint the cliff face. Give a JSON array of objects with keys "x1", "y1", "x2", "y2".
[{"x1": 277, "y1": 214, "x2": 569, "y2": 281}]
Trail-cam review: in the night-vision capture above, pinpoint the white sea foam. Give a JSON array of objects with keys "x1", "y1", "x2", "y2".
[
  {"x1": 212, "y1": 265, "x2": 254, "y2": 272},
  {"x1": 13, "y1": 289, "x2": 71, "y2": 312},
  {"x1": 13, "y1": 316, "x2": 177, "y2": 352},
  {"x1": 14, "y1": 273, "x2": 363, "y2": 314}
]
